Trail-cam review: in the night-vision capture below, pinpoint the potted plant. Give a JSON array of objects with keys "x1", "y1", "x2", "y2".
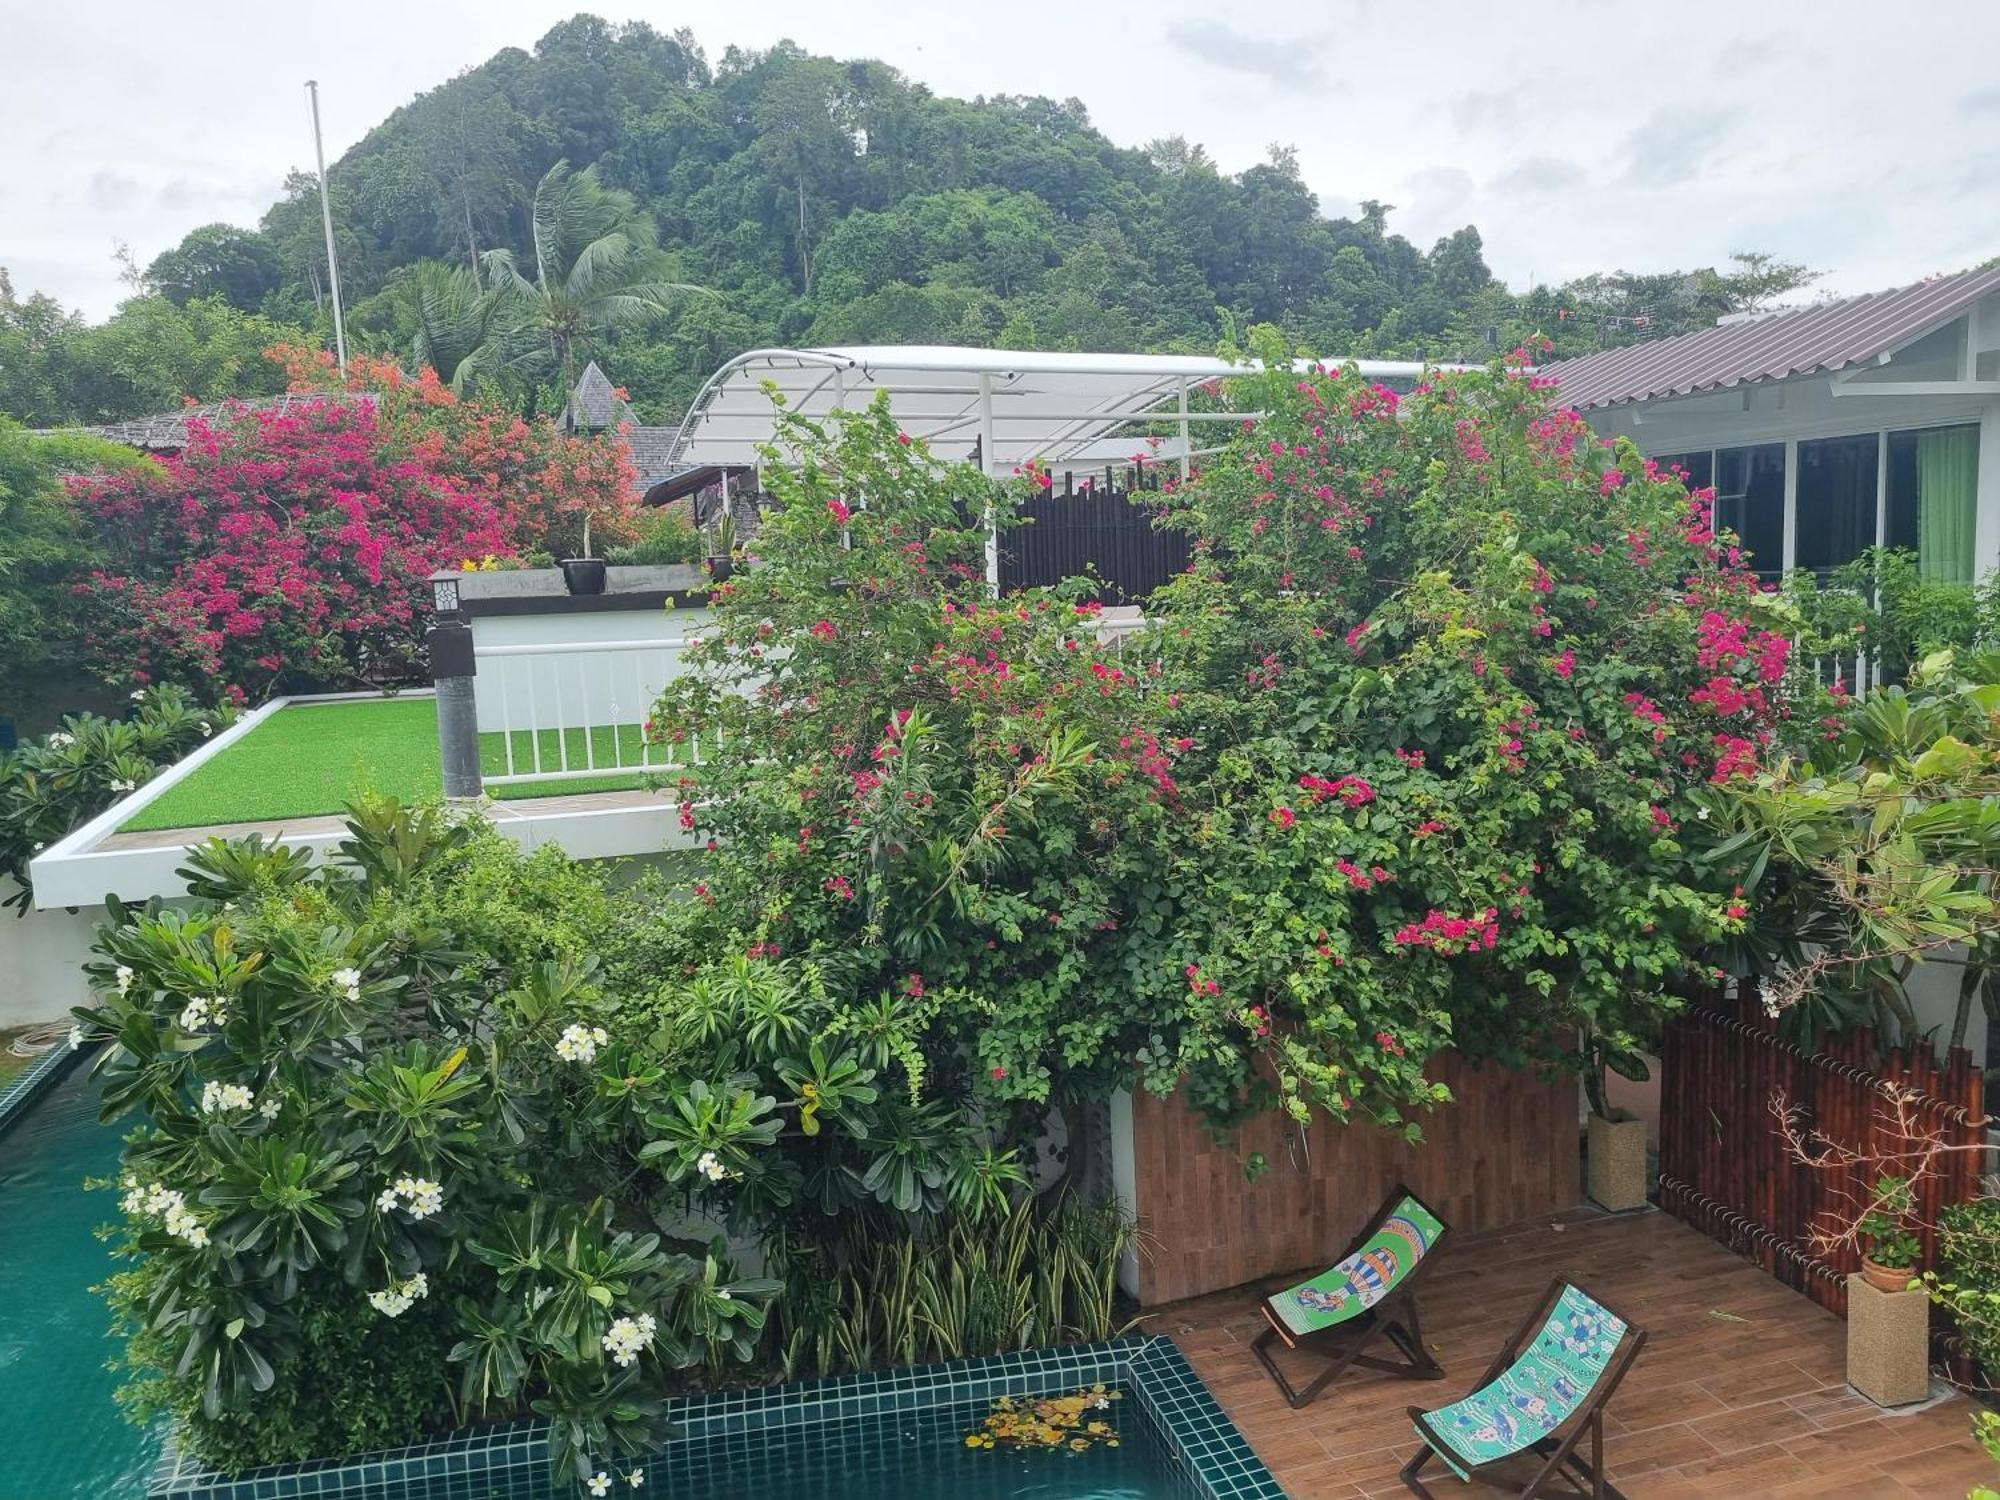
[
  {"x1": 558, "y1": 509, "x2": 607, "y2": 596},
  {"x1": 1582, "y1": 1022, "x2": 1651, "y2": 1213},
  {"x1": 1860, "y1": 1174, "x2": 1922, "y2": 1291},
  {"x1": 704, "y1": 508, "x2": 738, "y2": 582}
]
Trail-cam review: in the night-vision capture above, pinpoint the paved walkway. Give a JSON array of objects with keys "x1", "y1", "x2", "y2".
[{"x1": 1155, "y1": 1207, "x2": 1991, "y2": 1497}]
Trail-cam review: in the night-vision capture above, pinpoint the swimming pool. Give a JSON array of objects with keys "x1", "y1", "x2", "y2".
[{"x1": 0, "y1": 1049, "x2": 164, "y2": 1499}]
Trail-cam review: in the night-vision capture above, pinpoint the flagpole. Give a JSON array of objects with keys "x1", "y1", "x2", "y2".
[{"x1": 305, "y1": 79, "x2": 348, "y2": 377}]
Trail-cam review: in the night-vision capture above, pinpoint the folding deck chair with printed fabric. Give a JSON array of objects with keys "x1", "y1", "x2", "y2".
[
  {"x1": 1400, "y1": 1276, "x2": 1646, "y2": 1500},
  {"x1": 1249, "y1": 1182, "x2": 1450, "y2": 1408}
]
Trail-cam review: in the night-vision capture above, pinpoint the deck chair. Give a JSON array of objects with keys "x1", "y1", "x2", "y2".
[
  {"x1": 1249, "y1": 1183, "x2": 1450, "y2": 1408},
  {"x1": 1400, "y1": 1277, "x2": 1646, "y2": 1500}
]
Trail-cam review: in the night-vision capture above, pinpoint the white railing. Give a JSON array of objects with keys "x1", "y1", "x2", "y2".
[{"x1": 474, "y1": 637, "x2": 710, "y2": 787}]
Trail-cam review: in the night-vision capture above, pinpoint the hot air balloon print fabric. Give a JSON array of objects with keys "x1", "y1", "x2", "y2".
[{"x1": 1269, "y1": 1195, "x2": 1446, "y2": 1337}]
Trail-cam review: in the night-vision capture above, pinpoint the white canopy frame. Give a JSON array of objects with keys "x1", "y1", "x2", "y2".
[{"x1": 665, "y1": 345, "x2": 1455, "y2": 482}]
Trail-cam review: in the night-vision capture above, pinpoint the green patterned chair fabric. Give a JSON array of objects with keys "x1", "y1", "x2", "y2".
[
  {"x1": 1415, "y1": 1284, "x2": 1628, "y2": 1480},
  {"x1": 1267, "y1": 1194, "x2": 1446, "y2": 1338}
]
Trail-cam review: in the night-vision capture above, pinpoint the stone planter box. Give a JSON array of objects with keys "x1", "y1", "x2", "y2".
[
  {"x1": 1846, "y1": 1273, "x2": 1932, "y2": 1406},
  {"x1": 1587, "y1": 1112, "x2": 1648, "y2": 1212}
]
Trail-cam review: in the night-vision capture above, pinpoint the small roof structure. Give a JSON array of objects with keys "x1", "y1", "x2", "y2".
[
  {"x1": 1546, "y1": 264, "x2": 2000, "y2": 412},
  {"x1": 665, "y1": 346, "x2": 1449, "y2": 472},
  {"x1": 559, "y1": 360, "x2": 638, "y2": 432}
]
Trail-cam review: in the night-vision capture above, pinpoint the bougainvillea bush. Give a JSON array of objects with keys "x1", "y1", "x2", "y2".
[
  {"x1": 1130, "y1": 332, "x2": 1804, "y2": 1128},
  {"x1": 273, "y1": 345, "x2": 643, "y2": 562},
  {"x1": 654, "y1": 342, "x2": 1806, "y2": 1142},
  {"x1": 647, "y1": 394, "x2": 1178, "y2": 1140},
  {"x1": 71, "y1": 398, "x2": 516, "y2": 701}
]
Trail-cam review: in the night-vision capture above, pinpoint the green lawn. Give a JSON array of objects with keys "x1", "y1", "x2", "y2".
[{"x1": 120, "y1": 697, "x2": 693, "y2": 832}]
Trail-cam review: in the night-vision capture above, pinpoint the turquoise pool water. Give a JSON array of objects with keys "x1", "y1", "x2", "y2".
[
  {"x1": 659, "y1": 1396, "x2": 1202, "y2": 1500},
  {"x1": 0, "y1": 1063, "x2": 162, "y2": 1498}
]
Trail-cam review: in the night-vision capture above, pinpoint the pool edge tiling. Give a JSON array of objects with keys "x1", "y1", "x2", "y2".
[
  {"x1": 149, "y1": 1334, "x2": 1288, "y2": 1500},
  {"x1": 0, "y1": 1037, "x2": 87, "y2": 1138}
]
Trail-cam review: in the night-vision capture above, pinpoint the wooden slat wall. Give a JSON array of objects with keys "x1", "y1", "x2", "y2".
[{"x1": 1127, "y1": 1054, "x2": 1578, "y2": 1305}]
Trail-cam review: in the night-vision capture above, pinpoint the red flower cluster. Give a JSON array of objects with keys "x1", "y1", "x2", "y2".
[{"x1": 1391, "y1": 907, "x2": 1502, "y2": 956}]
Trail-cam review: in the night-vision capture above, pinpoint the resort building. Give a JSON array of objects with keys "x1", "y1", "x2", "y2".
[{"x1": 1550, "y1": 264, "x2": 2000, "y2": 588}]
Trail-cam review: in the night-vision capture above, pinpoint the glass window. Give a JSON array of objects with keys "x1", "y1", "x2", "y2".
[
  {"x1": 1713, "y1": 444, "x2": 1785, "y2": 580},
  {"x1": 1653, "y1": 450, "x2": 1714, "y2": 489},
  {"x1": 1794, "y1": 434, "x2": 1880, "y2": 578},
  {"x1": 1886, "y1": 424, "x2": 1979, "y2": 583}
]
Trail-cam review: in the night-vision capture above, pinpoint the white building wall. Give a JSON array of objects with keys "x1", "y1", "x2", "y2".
[{"x1": 0, "y1": 902, "x2": 110, "y2": 1028}]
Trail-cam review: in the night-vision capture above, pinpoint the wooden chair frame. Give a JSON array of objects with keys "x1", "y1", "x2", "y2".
[
  {"x1": 1399, "y1": 1275, "x2": 1648, "y2": 1500},
  {"x1": 1249, "y1": 1181, "x2": 1451, "y2": 1409}
]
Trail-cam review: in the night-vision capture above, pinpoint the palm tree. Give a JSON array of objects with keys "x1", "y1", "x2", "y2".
[
  {"x1": 382, "y1": 261, "x2": 502, "y2": 390},
  {"x1": 474, "y1": 160, "x2": 704, "y2": 404}
]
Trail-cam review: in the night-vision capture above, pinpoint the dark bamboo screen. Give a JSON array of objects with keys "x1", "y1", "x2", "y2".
[
  {"x1": 1657, "y1": 981, "x2": 1987, "y2": 1316},
  {"x1": 997, "y1": 467, "x2": 1192, "y2": 603}
]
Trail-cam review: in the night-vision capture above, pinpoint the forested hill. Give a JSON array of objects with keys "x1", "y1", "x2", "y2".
[{"x1": 1, "y1": 15, "x2": 1816, "y2": 427}]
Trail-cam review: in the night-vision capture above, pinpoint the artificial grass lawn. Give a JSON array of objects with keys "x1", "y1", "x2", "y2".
[{"x1": 119, "y1": 697, "x2": 691, "y2": 832}]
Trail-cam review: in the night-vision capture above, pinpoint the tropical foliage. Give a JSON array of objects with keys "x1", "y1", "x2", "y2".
[
  {"x1": 1699, "y1": 647, "x2": 2000, "y2": 1048},
  {"x1": 78, "y1": 801, "x2": 1110, "y2": 1482},
  {"x1": 0, "y1": 686, "x2": 226, "y2": 911}
]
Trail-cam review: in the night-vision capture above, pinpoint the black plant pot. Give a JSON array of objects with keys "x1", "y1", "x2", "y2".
[
  {"x1": 705, "y1": 556, "x2": 734, "y2": 583},
  {"x1": 559, "y1": 558, "x2": 607, "y2": 596}
]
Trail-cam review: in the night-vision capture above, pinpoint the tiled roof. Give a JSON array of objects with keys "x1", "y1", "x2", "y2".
[
  {"x1": 41, "y1": 392, "x2": 368, "y2": 451},
  {"x1": 1545, "y1": 263, "x2": 2000, "y2": 412}
]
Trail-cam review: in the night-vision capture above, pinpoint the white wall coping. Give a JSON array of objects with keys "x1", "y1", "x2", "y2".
[{"x1": 26, "y1": 689, "x2": 691, "y2": 910}]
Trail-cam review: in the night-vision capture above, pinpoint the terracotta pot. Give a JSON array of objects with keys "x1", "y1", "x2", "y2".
[{"x1": 1859, "y1": 1255, "x2": 1919, "y2": 1294}]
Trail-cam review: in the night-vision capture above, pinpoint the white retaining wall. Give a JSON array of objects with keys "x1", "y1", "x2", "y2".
[{"x1": 0, "y1": 901, "x2": 108, "y2": 1028}]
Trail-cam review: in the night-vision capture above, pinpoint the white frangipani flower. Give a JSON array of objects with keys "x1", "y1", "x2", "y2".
[
  {"x1": 600, "y1": 1311, "x2": 657, "y2": 1368},
  {"x1": 366, "y1": 1272, "x2": 430, "y2": 1318},
  {"x1": 109, "y1": 777, "x2": 136, "y2": 793},
  {"x1": 554, "y1": 1022, "x2": 609, "y2": 1064},
  {"x1": 587, "y1": 1475, "x2": 612, "y2": 1498},
  {"x1": 114, "y1": 965, "x2": 135, "y2": 995},
  {"x1": 694, "y1": 1150, "x2": 735, "y2": 1183},
  {"x1": 329, "y1": 967, "x2": 363, "y2": 1003},
  {"x1": 179, "y1": 996, "x2": 228, "y2": 1031},
  {"x1": 378, "y1": 1176, "x2": 445, "y2": 1220},
  {"x1": 68, "y1": 1025, "x2": 84, "y2": 1051},
  {"x1": 46, "y1": 731, "x2": 73, "y2": 748},
  {"x1": 258, "y1": 1093, "x2": 283, "y2": 1120},
  {"x1": 626, "y1": 1471, "x2": 644, "y2": 1489},
  {"x1": 200, "y1": 1081, "x2": 255, "y2": 1115},
  {"x1": 126, "y1": 1181, "x2": 211, "y2": 1247}
]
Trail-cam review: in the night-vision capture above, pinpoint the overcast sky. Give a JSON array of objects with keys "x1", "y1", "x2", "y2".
[{"x1": 6, "y1": 0, "x2": 1999, "y2": 321}]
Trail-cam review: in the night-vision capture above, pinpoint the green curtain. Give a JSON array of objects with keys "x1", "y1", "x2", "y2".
[{"x1": 1917, "y1": 426, "x2": 1979, "y2": 583}]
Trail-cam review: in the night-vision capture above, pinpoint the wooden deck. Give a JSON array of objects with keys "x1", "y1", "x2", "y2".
[{"x1": 1156, "y1": 1206, "x2": 1992, "y2": 1498}]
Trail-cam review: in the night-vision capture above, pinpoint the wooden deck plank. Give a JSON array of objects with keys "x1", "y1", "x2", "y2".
[{"x1": 1156, "y1": 1207, "x2": 1992, "y2": 1498}]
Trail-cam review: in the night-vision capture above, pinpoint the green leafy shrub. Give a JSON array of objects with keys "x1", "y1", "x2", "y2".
[
  {"x1": 766, "y1": 1195, "x2": 1137, "y2": 1380},
  {"x1": 604, "y1": 509, "x2": 703, "y2": 567},
  {"x1": 1, "y1": 684, "x2": 226, "y2": 911},
  {"x1": 1943, "y1": 1199, "x2": 2000, "y2": 1286},
  {"x1": 77, "y1": 799, "x2": 780, "y2": 1485}
]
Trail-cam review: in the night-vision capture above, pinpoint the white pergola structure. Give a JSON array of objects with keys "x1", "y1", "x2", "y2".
[{"x1": 666, "y1": 345, "x2": 1451, "y2": 479}]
